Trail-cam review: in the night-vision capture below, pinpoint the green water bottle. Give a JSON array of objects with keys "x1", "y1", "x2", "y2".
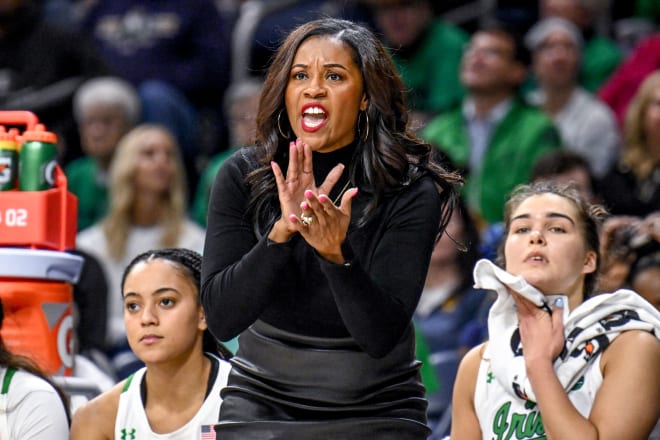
[
  {"x1": 0, "y1": 127, "x2": 19, "y2": 191},
  {"x1": 18, "y1": 124, "x2": 58, "y2": 191}
]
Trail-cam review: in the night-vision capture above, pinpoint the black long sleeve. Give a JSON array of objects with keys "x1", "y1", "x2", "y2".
[{"x1": 201, "y1": 148, "x2": 443, "y2": 357}]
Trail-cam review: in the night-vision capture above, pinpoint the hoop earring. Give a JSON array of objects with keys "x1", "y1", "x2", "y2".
[
  {"x1": 277, "y1": 110, "x2": 290, "y2": 140},
  {"x1": 361, "y1": 111, "x2": 370, "y2": 143}
]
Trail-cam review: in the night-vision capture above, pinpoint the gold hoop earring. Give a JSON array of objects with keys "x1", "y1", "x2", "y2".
[
  {"x1": 277, "y1": 110, "x2": 290, "y2": 140},
  {"x1": 361, "y1": 111, "x2": 370, "y2": 142}
]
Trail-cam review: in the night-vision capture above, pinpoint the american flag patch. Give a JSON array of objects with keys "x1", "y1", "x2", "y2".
[{"x1": 200, "y1": 424, "x2": 216, "y2": 440}]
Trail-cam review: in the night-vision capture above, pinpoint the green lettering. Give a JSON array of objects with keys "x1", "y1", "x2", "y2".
[
  {"x1": 491, "y1": 402, "x2": 549, "y2": 440},
  {"x1": 523, "y1": 412, "x2": 539, "y2": 438},
  {"x1": 510, "y1": 412, "x2": 526, "y2": 439},
  {"x1": 512, "y1": 411, "x2": 546, "y2": 439},
  {"x1": 493, "y1": 402, "x2": 511, "y2": 440}
]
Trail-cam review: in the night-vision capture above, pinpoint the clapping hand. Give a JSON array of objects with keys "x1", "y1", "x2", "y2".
[{"x1": 269, "y1": 139, "x2": 357, "y2": 263}]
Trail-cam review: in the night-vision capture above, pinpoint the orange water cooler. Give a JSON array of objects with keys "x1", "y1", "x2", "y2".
[
  {"x1": 0, "y1": 110, "x2": 80, "y2": 376},
  {"x1": 0, "y1": 249, "x2": 82, "y2": 376}
]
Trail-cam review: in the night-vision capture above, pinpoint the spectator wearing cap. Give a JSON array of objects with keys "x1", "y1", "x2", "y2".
[{"x1": 525, "y1": 17, "x2": 620, "y2": 178}]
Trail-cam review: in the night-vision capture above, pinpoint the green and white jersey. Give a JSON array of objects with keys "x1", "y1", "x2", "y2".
[
  {"x1": 474, "y1": 344, "x2": 602, "y2": 440},
  {"x1": 114, "y1": 355, "x2": 231, "y2": 440},
  {"x1": 0, "y1": 366, "x2": 69, "y2": 439}
]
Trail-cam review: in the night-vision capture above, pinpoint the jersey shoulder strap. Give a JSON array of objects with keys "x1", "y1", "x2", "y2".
[
  {"x1": 1, "y1": 367, "x2": 17, "y2": 395},
  {"x1": 121, "y1": 372, "x2": 136, "y2": 394}
]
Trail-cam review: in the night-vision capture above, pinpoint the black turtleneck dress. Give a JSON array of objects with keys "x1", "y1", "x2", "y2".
[{"x1": 201, "y1": 142, "x2": 443, "y2": 439}]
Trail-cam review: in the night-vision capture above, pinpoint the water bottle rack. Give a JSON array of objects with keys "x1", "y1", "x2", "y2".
[{"x1": 0, "y1": 111, "x2": 77, "y2": 250}]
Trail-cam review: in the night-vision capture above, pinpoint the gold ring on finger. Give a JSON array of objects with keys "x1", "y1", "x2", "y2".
[{"x1": 300, "y1": 213, "x2": 314, "y2": 226}]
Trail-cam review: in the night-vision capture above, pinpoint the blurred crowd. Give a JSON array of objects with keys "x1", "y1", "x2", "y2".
[{"x1": 0, "y1": 0, "x2": 657, "y2": 438}]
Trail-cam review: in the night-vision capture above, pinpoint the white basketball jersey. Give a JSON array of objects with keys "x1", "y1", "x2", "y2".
[
  {"x1": 473, "y1": 347, "x2": 603, "y2": 440},
  {"x1": 114, "y1": 355, "x2": 231, "y2": 440}
]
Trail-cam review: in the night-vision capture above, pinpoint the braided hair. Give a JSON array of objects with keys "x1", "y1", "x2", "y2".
[{"x1": 121, "y1": 248, "x2": 233, "y2": 359}]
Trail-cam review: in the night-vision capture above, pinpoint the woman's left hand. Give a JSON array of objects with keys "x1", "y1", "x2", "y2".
[
  {"x1": 295, "y1": 186, "x2": 358, "y2": 264},
  {"x1": 270, "y1": 138, "x2": 358, "y2": 262},
  {"x1": 270, "y1": 139, "x2": 345, "y2": 243},
  {"x1": 511, "y1": 292, "x2": 565, "y2": 367}
]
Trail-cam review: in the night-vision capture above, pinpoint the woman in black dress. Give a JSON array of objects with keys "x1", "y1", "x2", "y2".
[{"x1": 201, "y1": 17, "x2": 462, "y2": 439}]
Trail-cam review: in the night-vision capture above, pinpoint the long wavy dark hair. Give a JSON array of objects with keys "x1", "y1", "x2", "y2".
[
  {"x1": 245, "y1": 18, "x2": 462, "y2": 234},
  {"x1": 121, "y1": 248, "x2": 233, "y2": 360},
  {"x1": 0, "y1": 300, "x2": 71, "y2": 424}
]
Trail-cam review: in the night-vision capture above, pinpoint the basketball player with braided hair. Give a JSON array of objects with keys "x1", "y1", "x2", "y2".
[{"x1": 71, "y1": 248, "x2": 231, "y2": 439}]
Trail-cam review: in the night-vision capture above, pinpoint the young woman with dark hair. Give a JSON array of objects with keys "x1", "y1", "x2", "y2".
[{"x1": 70, "y1": 248, "x2": 231, "y2": 440}]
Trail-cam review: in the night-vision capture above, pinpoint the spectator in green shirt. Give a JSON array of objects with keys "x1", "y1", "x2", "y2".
[
  {"x1": 367, "y1": 0, "x2": 468, "y2": 132},
  {"x1": 422, "y1": 22, "x2": 561, "y2": 226}
]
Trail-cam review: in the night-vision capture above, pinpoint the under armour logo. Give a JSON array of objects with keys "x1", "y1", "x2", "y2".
[{"x1": 120, "y1": 428, "x2": 136, "y2": 440}]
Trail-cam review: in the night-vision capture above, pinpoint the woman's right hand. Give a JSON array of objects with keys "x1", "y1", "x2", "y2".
[
  {"x1": 269, "y1": 138, "x2": 344, "y2": 242},
  {"x1": 511, "y1": 292, "x2": 565, "y2": 367}
]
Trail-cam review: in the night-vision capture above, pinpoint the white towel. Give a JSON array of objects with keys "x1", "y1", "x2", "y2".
[{"x1": 473, "y1": 258, "x2": 660, "y2": 403}]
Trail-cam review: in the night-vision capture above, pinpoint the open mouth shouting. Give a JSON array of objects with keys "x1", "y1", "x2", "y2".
[{"x1": 301, "y1": 104, "x2": 328, "y2": 132}]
